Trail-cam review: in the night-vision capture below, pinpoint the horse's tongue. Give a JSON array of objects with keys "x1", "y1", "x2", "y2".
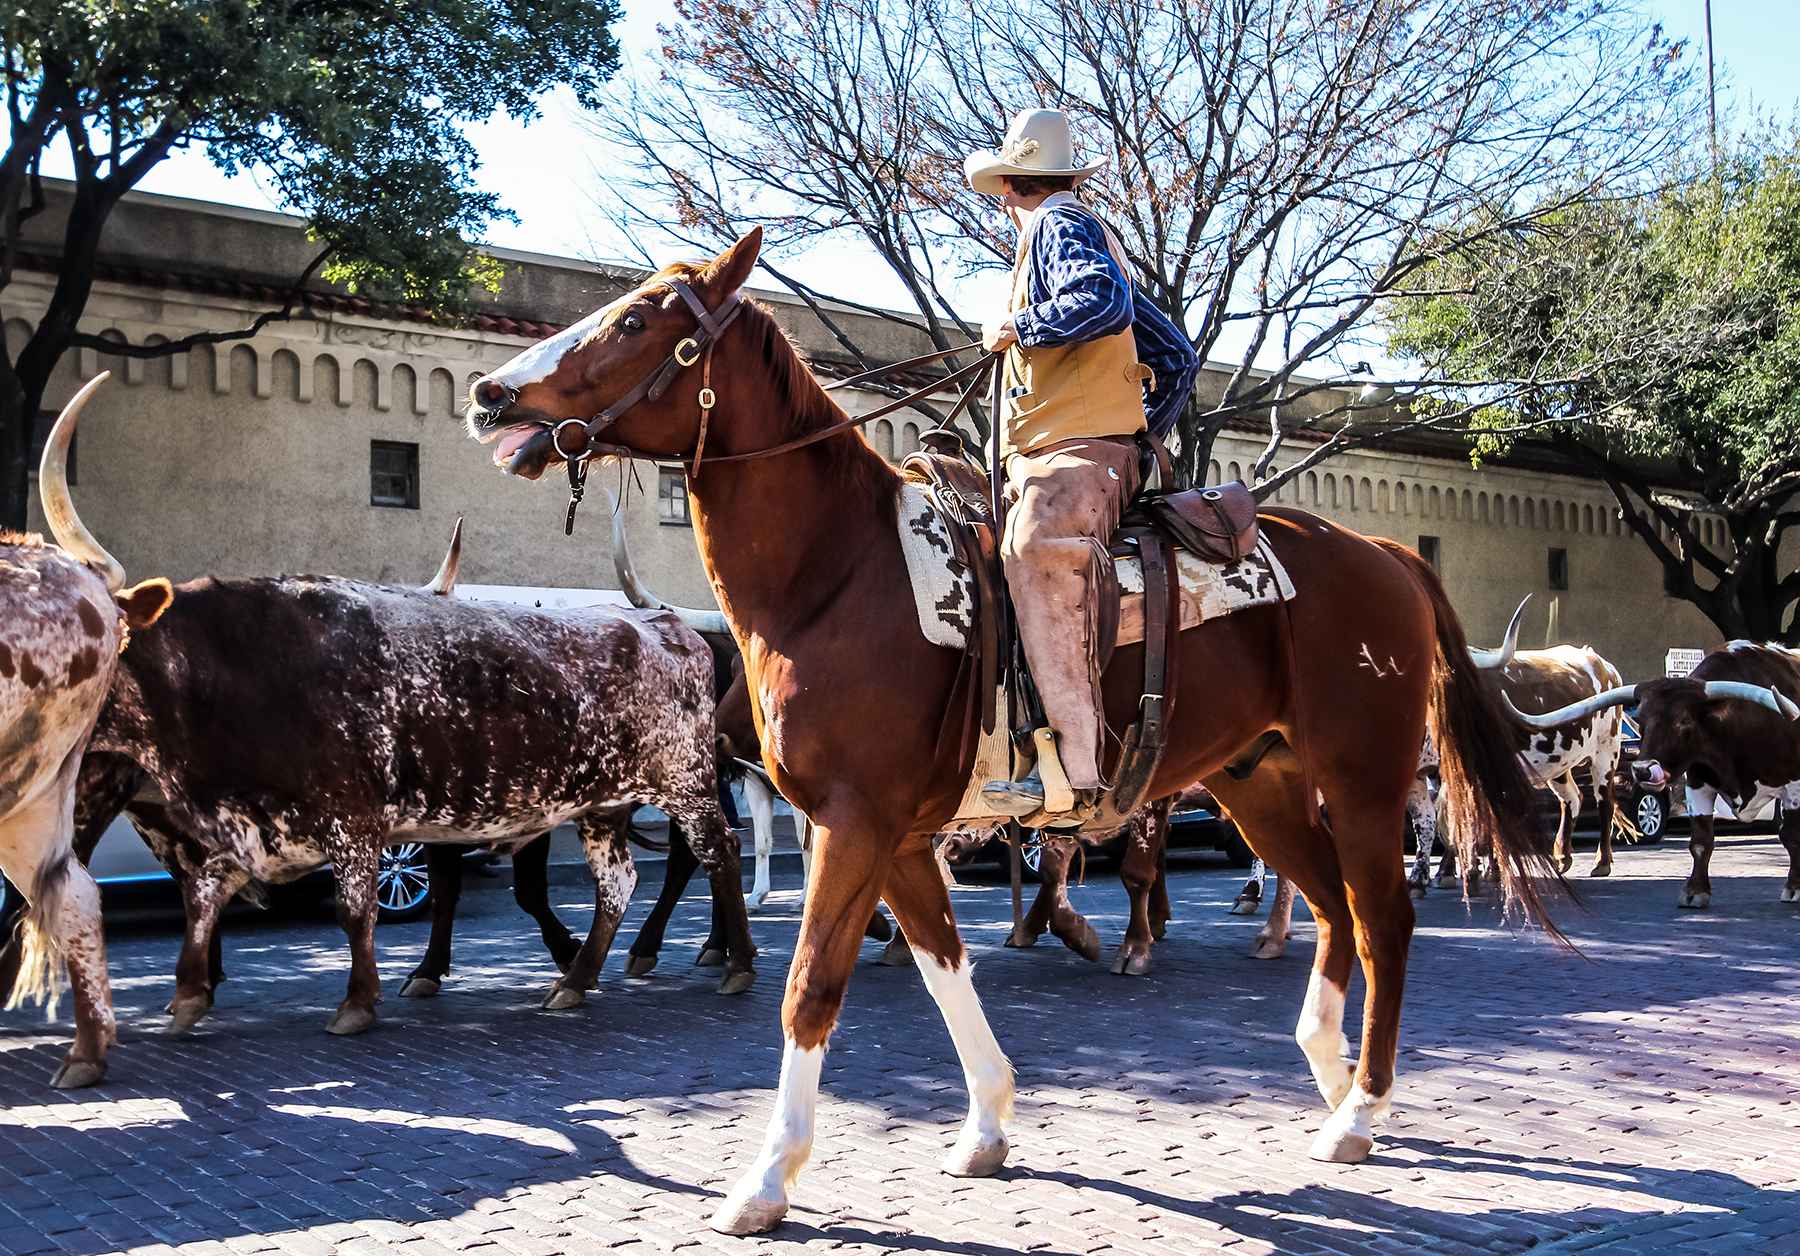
[
  {"x1": 492, "y1": 425, "x2": 541, "y2": 467},
  {"x1": 502, "y1": 428, "x2": 559, "y2": 480}
]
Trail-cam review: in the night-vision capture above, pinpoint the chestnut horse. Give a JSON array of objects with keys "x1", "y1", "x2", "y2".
[{"x1": 464, "y1": 231, "x2": 1557, "y2": 1234}]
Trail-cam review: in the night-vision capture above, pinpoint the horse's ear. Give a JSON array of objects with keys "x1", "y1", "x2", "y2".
[{"x1": 700, "y1": 227, "x2": 762, "y2": 300}]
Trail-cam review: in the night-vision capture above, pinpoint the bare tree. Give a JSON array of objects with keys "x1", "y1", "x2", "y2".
[{"x1": 595, "y1": 0, "x2": 1695, "y2": 482}]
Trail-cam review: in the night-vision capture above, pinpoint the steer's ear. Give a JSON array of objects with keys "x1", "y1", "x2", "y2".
[
  {"x1": 699, "y1": 227, "x2": 762, "y2": 301},
  {"x1": 115, "y1": 578, "x2": 173, "y2": 630}
]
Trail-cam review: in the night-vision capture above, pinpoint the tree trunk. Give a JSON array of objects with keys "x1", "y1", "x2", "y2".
[{"x1": 0, "y1": 366, "x2": 30, "y2": 531}]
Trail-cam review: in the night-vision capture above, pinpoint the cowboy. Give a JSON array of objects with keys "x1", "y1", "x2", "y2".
[{"x1": 965, "y1": 108, "x2": 1199, "y2": 822}]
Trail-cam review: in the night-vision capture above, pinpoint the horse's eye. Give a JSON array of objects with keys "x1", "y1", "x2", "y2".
[{"x1": 621, "y1": 312, "x2": 645, "y2": 333}]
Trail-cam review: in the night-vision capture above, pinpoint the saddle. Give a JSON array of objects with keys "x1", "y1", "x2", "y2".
[{"x1": 904, "y1": 431, "x2": 1262, "y2": 835}]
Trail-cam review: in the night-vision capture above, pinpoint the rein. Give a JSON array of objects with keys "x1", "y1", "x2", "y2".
[{"x1": 545, "y1": 275, "x2": 996, "y2": 531}]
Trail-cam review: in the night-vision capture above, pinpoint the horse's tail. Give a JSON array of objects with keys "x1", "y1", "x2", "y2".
[
  {"x1": 1375, "y1": 540, "x2": 1570, "y2": 946},
  {"x1": 4, "y1": 850, "x2": 72, "y2": 1016}
]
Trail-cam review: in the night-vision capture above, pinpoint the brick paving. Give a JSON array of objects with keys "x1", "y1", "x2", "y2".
[{"x1": 1, "y1": 833, "x2": 1797, "y2": 1255}]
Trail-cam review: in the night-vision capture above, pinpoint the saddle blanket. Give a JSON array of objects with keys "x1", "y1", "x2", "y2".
[{"x1": 895, "y1": 482, "x2": 1295, "y2": 654}]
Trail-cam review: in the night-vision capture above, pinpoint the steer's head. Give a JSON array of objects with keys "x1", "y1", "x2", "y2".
[
  {"x1": 1630, "y1": 678, "x2": 1787, "y2": 801},
  {"x1": 465, "y1": 230, "x2": 763, "y2": 480}
]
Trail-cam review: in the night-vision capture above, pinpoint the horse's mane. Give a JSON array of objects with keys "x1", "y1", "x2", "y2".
[{"x1": 658, "y1": 263, "x2": 898, "y2": 503}]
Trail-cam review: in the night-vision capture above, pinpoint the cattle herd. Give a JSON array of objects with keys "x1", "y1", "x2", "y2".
[{"x1": 4, "y1": 353, "x2": 1799, "y2": 1231}]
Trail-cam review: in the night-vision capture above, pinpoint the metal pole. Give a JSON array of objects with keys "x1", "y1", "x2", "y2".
[{"x1": 1704, "y1": 0, "x2": 1718, "y2": 175}]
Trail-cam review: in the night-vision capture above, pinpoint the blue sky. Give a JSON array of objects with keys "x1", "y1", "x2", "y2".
[{"x1": 29, "y1": 0, "x2": 1800, "y2": 322}]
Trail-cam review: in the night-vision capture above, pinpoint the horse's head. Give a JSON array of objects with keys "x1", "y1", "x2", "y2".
[{"x1": 467, "y1": 229, "x2": 763, "y2": 480}]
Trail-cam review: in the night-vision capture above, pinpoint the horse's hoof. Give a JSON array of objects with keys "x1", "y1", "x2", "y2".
[
  {"x1": 864, "y1": 913, "x2": 893, "y2": 942},
  {"x1": 50, "y1": 1058, "x2": 105, "y2": 1090},
  {"x1": 1110, "y1": 948, "x2": 1152, "y2": 977},
  {"x1": 710, "y1": 1190, "x2": 787, "y2": 1235},
  {"x1": 167, "y1": 997, "x2": 210, "y2": 1035},
  {"x1": 1589, "y1": 862, "x2": 1612, "y2": 879},
  {"x1": 696, "y1": 947, "x2": 727, "y2": 969},
  {"x1": 877, "y1": 938, "x2": 914, "y2": 967},
  {"x1": 1781, "y1": 886, "x2": 1799, "y2": 904},
  {"x1": 1228, "y1": 895, "x2": 1260, "y2": 916},
  {"x1": 1003, "y1": 928, "x2": 1038, "y2": 950},
  {"x1": 399, "y1": 977, "x2": 441, "y2": 999},
  {"x1": 1070, "y1": 924, "x2": 1103, "y2": 963},
  {"x1": 1249, "y1": 934, "x2": 1287, "y2": 961},
  {"x1": 624, "y1": 953, "x2": 657, "y2": 977},
  {"x1": 1308, "y1": 1127, "x2": 1374, "y2": 1164},
  {"x1": 325, "y1": 1004, "x2": 375, "y2": 1036},
  {"x1": 943, "y1": 1134, "x2": 1009, "y2": 1178},
  {"x1": 1678, "y1": 891, "x2": 1711, "y2": 910},
  {"x1": 542, "y1": 984, "x2": 586, "y2": 1011},
  {"x1": 717, "y1": 969, "x2": 755, "y2": 996}
]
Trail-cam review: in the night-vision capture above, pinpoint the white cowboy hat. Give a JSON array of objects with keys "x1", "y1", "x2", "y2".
[{"x1": 963, "y1": 108, "x2": 1107, "y2": 196}]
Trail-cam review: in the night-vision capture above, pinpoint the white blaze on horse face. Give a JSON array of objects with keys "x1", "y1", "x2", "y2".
[
  {"x1": 1295, "y1": 969, "x2": 1351, "y2": 1110},
  {"x1": 713, "y1": 1041, "x2": 823, "y2": 1233},
  {"x1": 913, "y1": 954, "x2": 1013, "y2": 1173},
  {"x1": 486, "y1": 295, "x2": 630, "y2": 395}
]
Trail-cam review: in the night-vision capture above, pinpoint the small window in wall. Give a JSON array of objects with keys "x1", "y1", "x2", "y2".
[
  {"x1": 1418, "y1": 535, "x2": 1440, "y2": 572},
  {"x1": 27, "y1": 411, "x2": 74, "y2": 483},
  {"x1": 657, "y1": 465, "x2": 691, "y2": 526},
  {"x1": 1548, "y1": 547, "x2": 1569, "y2": 591},
  {"x1": 370, "y1": 441, "x2": 419, "y2": 509}
]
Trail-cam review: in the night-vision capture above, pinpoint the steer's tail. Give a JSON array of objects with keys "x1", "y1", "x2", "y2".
[
  {"x1": 4, "y1": 850, "x2": 71, "y2": 1016},
  {"x1": 1376, "y1": 540, "x2": 1569, "y2": 945}
]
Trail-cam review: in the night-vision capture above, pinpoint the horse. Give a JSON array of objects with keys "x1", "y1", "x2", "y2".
[{"x1": 463, "y1": 229, "x2": 1560, "y2": 1234}]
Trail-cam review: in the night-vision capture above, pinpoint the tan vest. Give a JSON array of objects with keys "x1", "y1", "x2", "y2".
[{"x1": 1002, "y1": 206, "x2": 1152, "y2": 457}]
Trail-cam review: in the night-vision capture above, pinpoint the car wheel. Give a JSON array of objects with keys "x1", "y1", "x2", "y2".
[
  {"x1": 375, "y1": 842, "x2": 433, "y2": 923},
  {"x1": 1633, "y1": 792, "x2": 1667, "y2": 843},
  {"x1": 1221, "y1": 828, "x2": 1255, "y2": 870},
  {"x1": 1016, "y1": 833, "x2": 1046, "y2": 885}
]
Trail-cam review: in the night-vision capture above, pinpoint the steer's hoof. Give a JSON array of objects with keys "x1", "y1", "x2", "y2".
[
  {"x1": 1781, "y1": 885, "x2": 1799, "y2": 904},
  {"x1": 1003, "y1": 927, "x2": 1039, "y2": 949},
  {"x1": 1408, "y1": 882, "x2": 1428, "y2": 900},
  {"x1": 1678, "y1": 891, "x2": 1711, "y2": 910},
  {"x1": 399, "y1": 976, "x2": 441, "y2": 999},
  {"x1": 167, "y1": 997, "x2": 210, "y2": 1035},
  {"x1": 1228, "y1": 894, "x2": 1261, "y2": 916},
  {"x1": 943, "y1": 1134, "x2": 1009, "y2": 1178},
  {"x1": 877, "y1": 936, "x2": 914, "y2": 967},
  {"x1": 1554, "y1": 853, "x2": 1574, "y2": 875},
  {"x1": 623, "y1": 953, "x2": 657, "y2": 977},
  {"x1": 745, "y1": 889, "x2": 770, "y2": 912},
  {"x1": 710, "y1": 1190, "x2": 787, "y2": 1235},
  {"x1": 1249, "y1": 931, "x2": 1289, "y2": 961},
  {"x1": 716, "y1": 969, "x2": 755, "y2": 996},
  {"x1": 695, "y1": 947, "x2": 727, "y2": 969},
  {"x1": 1067, "y1": 922, "x2": 1103, "y2": 963},
  {"x1": 864, "y1": 913, "x2": 893, "y2": 942},
  {"x1": 1309, "y1": 1127, "x2": 1374, "y2": 1164},
  {"x1": 50, "y1": 1057, "x2": 105, "y2": 1090},
  {"x1": 1589, "y1": 862, "x2": 1612, "y2": 879},
  {"x1": 1434, "y1": 872, "x2": 1458, "y2": 889},
  {"x1": 542, "y1": 984, "x2": 586, "y2": 1011},
  {"x1": 325, "y1": 1004, "x2": 375, "y2": 1036},
  {"x1": 1110, "y1": 946, "x2": 1152, "y2": 977},
  {"x1": 1150, "y1": 918, "x2": 1168, "y2": 941}
]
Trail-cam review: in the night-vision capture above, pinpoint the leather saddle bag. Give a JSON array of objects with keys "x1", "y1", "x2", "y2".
[{"x1": 1141, "y1": 481, "x2": 1259, "y2": 564}]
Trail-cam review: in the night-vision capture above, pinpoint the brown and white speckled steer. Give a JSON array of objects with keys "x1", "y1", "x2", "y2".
[
  {"x1": 0, "y1": 374, "x2": 170, "y2": 1088},
  {"x1": 85, "y1": 576, "x2": 753, "y2": 1037}
]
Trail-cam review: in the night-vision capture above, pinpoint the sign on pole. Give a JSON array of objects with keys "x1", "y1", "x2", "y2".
[{"x1": 1665, "y1": 648, "x2": 1704, "y2": 678}]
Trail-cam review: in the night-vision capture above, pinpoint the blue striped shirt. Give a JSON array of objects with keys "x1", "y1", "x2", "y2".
[{"x1": 1011, "y1": 198, "x2": 1199, "y2": 436}]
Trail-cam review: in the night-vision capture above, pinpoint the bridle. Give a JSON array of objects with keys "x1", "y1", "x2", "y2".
[{"x1": 534, "y1": 274, "x2": 998, "y2": 534}]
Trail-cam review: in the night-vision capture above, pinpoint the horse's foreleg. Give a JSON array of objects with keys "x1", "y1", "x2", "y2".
[
  {"x1": 743, "y1": 773, "x2": 776, "y2": 911},
  {"x1": 712, "y1": 818, "x2": 893, "y2": 1236},
  {"x1": 401, "y1": 843, "x2": 467, "y2": 997}
]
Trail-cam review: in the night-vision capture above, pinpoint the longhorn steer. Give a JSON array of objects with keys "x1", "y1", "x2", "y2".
[
  {"x1": 0, "y1": 375, "x2": 169, "y2": 1087},
  {"x1": 1508, "y1": 641, "x2": 1800, "y2": 908},
  {"x1": 81, "y1": 535, "x2": 753, "y2": 1036}
]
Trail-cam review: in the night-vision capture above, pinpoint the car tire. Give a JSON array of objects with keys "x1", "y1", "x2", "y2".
[
  {"x1": 374, "y1": 842, "x2": 433, "y2": 923},
  {"x1": 1221, "y1": 828, "x2": 1256, "y2": 870},
  {"x1": 1016, "y1": 833, "x2": 1046, "y2": 885},
  {"x1": 1632, "y1": 791, "x2": 1667, "y2": 844}
]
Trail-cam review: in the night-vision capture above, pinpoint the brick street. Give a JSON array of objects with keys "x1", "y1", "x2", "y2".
[{"x1": 1, "y1": 834, "x2": 1797, "y2": 1255}]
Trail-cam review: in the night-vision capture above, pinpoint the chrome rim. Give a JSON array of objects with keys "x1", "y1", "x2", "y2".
[
  {"x1": 1636, "y1": 794, "x2": 1665, "y2": 837},
  {"x1": 377, "y1": 842, "x2": 430, "y2": 913},
  {"x1": 1021, "y1": 834, "x2": 1044, "y2": 874}
]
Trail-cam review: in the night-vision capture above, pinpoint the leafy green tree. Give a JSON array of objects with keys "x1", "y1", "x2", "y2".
[
  {"x1": 1389, "y1": 134, "x2": 1800, "y2": 643},
  {"x1": 1, "y1": 0, "x2": 621, "y2": 528}
]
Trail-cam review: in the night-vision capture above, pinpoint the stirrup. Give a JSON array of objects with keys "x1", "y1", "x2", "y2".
[{"x1": 981, "y1": 770, "x2": 1044, "y2": 816}]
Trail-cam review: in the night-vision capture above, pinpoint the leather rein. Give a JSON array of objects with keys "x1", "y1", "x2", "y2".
[{"x1": 542, "y1": 275, "x2": 997, "y2": 532}]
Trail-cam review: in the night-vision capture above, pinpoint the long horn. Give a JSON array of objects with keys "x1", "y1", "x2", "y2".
[
  {"x1": 39, "y1": 372, "x2": 125, "y2": 592},
  {"x1": 418, "y1": 517, "x2": 463, "y2": 595},
  {"x1": 1502, "y1": 683, "x2": 1638, "y2": 730},
  {"x1": 1468, "y1": 595, "x2": 1530, "y2": 669},
  {"x1": 1703, "y1": 680, "x2": 1800, "y2": 720},
  {"x1": 604, "y1": 488, "x2": 729, "y2": 636}
]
